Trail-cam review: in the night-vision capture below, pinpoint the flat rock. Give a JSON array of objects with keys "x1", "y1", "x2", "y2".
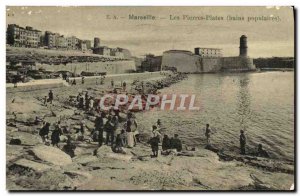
[
  {"x1": 31, "y1": 145, "x2": 72, "y2": 166},
  {"x1": 71, "y1": 115, "x2": 83, "y2": 120},
  {"x1": 11, "y1": 158, "x2": 51, "y2": 172},
  {"x1": 7, "y1": 145, "x2": 25, "y2": 162},
  {"x1": 95, "y1": 146, "x2": 133, "y2": 162},
  {"x1": 8, "y1": 132, "x2": 42, "y2": 146},
  {"x1": 17, "y1": 125, "x2": 35, "y2": 133},
  {"x1": 105, "y1": 153, "x2": 133, "y2": 162},
  {"x1": 73, "y1": 155, "x2": 98, "y2": 164}
]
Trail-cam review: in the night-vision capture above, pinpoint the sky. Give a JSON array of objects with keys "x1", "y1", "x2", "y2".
[{"x1": 6, "y1": 6, "x2": 294, "y2": 57}]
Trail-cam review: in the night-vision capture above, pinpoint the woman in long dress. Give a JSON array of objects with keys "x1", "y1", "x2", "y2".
[{"x1": 124, "y1": 113, "x2": 138, "y2": 147}]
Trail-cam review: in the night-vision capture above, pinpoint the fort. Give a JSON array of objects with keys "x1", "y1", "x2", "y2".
[{"x1": 161, "y1": 35, "x2": 256, "y2": 73}]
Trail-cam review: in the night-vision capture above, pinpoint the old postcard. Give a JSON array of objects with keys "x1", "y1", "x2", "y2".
[{"x1": 6, "y1": 6, "x2": 295, "y2": 191}]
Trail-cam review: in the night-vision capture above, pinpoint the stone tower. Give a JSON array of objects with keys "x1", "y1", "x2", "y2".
[
  {"x1": 239, "y1": 35, "x2": 248, "y2": 57},
  {"x1": 94, "y1": 37, "x2": 100, "y2": 48}
]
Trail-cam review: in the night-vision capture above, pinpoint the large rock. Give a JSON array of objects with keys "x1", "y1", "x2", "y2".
[
  {"x1": 10, "y1": 159, "x2": 51, "y2": 172},
  {"x1": 17, "y1": 125, "x2": 35, "y2": 133},
  {"x1": 31, "y1": 145, "x2": 72, "y2": 166},
  {"x1": 8, "y1": 132, "x2": 42, "y2": 146}
]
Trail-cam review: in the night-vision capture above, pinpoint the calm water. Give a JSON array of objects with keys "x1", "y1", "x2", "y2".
[{"x1": 137, "y1": 71, "x2": 294, "y2": 162}]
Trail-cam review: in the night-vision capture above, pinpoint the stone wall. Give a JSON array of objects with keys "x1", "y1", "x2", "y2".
[
  {"x1": 161, "y1": 51, "x2": 199, "y2": 73},
  {"x1": 35, "y1": 60, "x2": 136, "y2": 75},
  {"x1": 220, "y1": 57, "x2": 256, "y2": 71}
]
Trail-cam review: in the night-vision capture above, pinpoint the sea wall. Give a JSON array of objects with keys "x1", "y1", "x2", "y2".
[
  {"x1": 69, "y1": 71, "x2": 169, "y2": 85},
  {"x1": 6, "y1": 71, "x2": 170, "y2": 92},
  {"x1": 6, "y1": 79, "x2": 66, "y2": 93},
  {"x1": 35, "y1": 60, "x2": 136, "y2": 75}
]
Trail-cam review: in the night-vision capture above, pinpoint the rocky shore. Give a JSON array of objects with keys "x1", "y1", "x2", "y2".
[{"x1": 6, "y1": 72, "x2": 294, "y2": 191}]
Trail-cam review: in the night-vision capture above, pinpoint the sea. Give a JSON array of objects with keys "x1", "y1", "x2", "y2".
[{"x1": 136, "y1": 71, "x2": 295, "y2": 162}]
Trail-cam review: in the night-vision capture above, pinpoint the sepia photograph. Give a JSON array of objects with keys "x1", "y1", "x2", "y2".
[{"x1": 5, "y1": 6, "x2": 295, "y2": 191}]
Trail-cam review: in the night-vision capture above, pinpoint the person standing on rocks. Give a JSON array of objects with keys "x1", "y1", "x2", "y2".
[
  {"x1": 48, "y1": 90, "x2": 53, "y2": 104},
  {"x1": 43, "y1": 96, "x2": 48, "y2": 106},
  {"x1": 111, "y1": 79, "x2": 114, "y2": 88},
  {"x1": 39, "y1": 122, "x2": 50, "y2": 143},
  {"x1": 13, "y1": 76, "x2": 18, "y2": 88},
  {"x1": 205, "y1": 124, "x2": 211, "y2": 146},
  {"x1": 78, "y1": 120, "x2": 86, "y2": 135},
  {"x1": 125, "y1": 112, "x2": 138, "y2": 146},
  {"x1": 111, "y1": 115, "x2": 119, "y2": 138},
  {"x1": 85, "y1": 96, "x2": 90, "y2": 111},
  {"x1": 51, "y1": 121, "x2": 63, "y2": 147},
  {"x1": 85, "y1": 91, "x2": 89, "y2": 101},
  {"x1": 79, "y1": 94, "x2": 84, "y2": 109},
  {"x1": 240, "y1": 130, "x2": 246, "y2": 155},
  {"x1": 122, "y1": 81, "x2": 127, "y2": 91},
  {"x1": 95, "y1": 112, "x2": 105, "y2": 147},
  {"x1": 62, "y1": 136, "x2": 76, "y2": 158},
  {"x1": 105, "y1": 115, "x2": 115, "y2": 146},
  {"x1": 82, "y1": 76, "x2": 85, "y2": 84},
  {"x1": 148, "y1": 135, "x2": 160, "y2": 158},
  {"x1": 162, "y1": 134, "x2": 171, "y2": 151},
  {"x1": 77, "y1": 93, "x2": 82, "y2": 102},
  {"x1": 113, "y1": 131, "x2": 126, "y2": 154},
  {"x1": 170, "y1": 134, "x2": 182, "y2": 152}
]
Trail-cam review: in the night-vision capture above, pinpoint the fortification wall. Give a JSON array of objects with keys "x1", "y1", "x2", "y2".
[
  {"x1": 220, "y1": 57, "x2": 255, "y2": 71},
  {"x1": 162, "y1": 52, "x2": 221, "y2": 73},
  {"x1": 35, "y1": 60, "x2": 136, "y2": 75},
  {"x1": 161, "y1": 52, "x2": 199, "y2": 73},
  {"x1": 200, "y1": 58, "x2": 222, "y2": 72},
  {"x1": 161, "y1": 51, "x2": 256, "y2": 73}
]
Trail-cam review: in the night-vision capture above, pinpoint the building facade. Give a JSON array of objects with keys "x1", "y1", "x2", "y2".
[
  {"x1": 57, "y1": 35, "x2": 68, "y2": 49},
  {"x1": 194, "y1": 47, "x2": 222, "y2": 57},
  {"x1": 45, "y1": 31, "x2": 59, "y2": 48},
  {"x1": 7, "y1": 24, "x2": 42, "y2": 48},
  {"x1": 110, "y1": 48, "x2": 125, "y2": 59},
  {"x1": 66, "y1": 36, "x2": 80, "y2": 50},
  {"x1": 7, "y1": 24, "x2": 126, "y2": 57}
]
